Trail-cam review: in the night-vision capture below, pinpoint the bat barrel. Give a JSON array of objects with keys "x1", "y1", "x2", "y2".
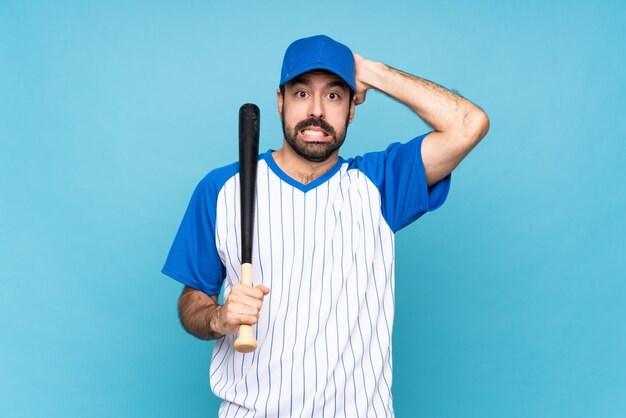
[{"x1": 238, "y1": 103, "x2": 260, "y2": 265}]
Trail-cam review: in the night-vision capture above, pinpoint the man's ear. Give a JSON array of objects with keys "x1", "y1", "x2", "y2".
[
  {"x1": 348, "y1": 97, "x2": 356, "y2": 124},
  {"x1": 276, "y1": 88, "x2": 284, "y2": 118}
]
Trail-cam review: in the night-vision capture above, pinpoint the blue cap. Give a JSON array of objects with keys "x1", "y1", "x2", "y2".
[{"x1": 279, "y1": 35, "x2": 355, "y2": 92}]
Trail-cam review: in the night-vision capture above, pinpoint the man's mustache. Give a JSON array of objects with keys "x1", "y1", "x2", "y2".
[{"x1": 294, "y1": 118, "x2": 337, "y2": 138}]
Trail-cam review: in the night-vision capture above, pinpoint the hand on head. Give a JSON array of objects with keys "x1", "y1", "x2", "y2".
[{"x1": 353, "y1": 53, "x2": 372, "y2": 106}]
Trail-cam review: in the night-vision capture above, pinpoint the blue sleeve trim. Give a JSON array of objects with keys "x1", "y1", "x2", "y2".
[
  {"x1": 161, "y1": 266, "x2": 222, "y2": 295},
  {"x1": 349, "y1": 133, "x2": 451, "y2": 232}
]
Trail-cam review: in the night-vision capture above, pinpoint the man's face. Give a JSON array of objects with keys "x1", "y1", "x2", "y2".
[{"x1": 278, "y1": 71, "x2": 355, "y2": 163}]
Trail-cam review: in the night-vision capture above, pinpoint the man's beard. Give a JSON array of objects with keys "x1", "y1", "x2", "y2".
[{"x1": 281, "y1": 116, "x2": 349, "y2": 163}]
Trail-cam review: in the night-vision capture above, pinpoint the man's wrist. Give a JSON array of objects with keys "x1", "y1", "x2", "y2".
[
  {"x1": 208, "y1": 304, "x2": 226, "y2": 337},
  {"x1": 359, "y1": 59, "x2": 388, "y2": 91}
]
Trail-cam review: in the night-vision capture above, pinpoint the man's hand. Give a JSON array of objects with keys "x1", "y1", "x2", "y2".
[
  {"x1": 214, "y1": 284, "x2": 270, "y2": 336},
  {"x1": 353, "y1": 53, "x2": 376, "y2": 105},
  {"x1": 177, "y1": 284, "x2": 270, "y2": 340}
]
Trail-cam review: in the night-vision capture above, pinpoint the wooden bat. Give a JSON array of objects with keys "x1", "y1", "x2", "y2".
[{"x1": 234, "y1": 103, "x2": 260, "y2": 353}]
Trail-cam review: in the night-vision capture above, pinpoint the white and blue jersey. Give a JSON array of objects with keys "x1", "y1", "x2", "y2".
[{"x1": 162, "y1": 133, "x2": 450, "y2": 417}]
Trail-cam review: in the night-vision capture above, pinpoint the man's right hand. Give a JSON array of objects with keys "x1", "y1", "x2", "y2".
[{"x1": 214, "y1": 284, "x2": 270, "y2": 336}]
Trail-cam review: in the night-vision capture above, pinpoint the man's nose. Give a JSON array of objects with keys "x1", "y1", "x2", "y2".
[{"x1": 308, "y1": 95, "x2": 324, "y2": 119}]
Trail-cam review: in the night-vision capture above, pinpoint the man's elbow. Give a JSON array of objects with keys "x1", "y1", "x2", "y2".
[
  {"x1": 450, "y1": 107, "x2": 489, "y2": 149},
  {"x1": 467, "y1": 108, "x2": 490, "y2": 144}
]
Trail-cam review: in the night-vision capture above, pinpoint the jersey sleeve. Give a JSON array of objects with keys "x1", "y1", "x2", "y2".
[
  {"x1": 161, "y1": 174, "x2": 226, "y2": 296},
  {"x1": 353, "y1": 132, "x2": 451, "y2": 233}
]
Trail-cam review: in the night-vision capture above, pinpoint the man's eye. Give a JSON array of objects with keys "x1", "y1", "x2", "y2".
[
  {"x1": 328, "y1": 92, "x2": 339, "y2": 100},
  {"x1": 297, "y1": 91, "x2": 307, "y2": 98}
]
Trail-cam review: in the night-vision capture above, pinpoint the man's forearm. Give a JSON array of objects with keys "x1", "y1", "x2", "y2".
[
  {"x1": 178, "y1": 286, "x2": 224, "y2": 340},
  {"x1": 356, "y1": 56, "x2": 487, "y2": 138}
]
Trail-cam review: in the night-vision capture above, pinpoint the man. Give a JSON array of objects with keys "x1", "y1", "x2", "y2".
[{"x1": 162, "y1": 35, "x2": 489, "y2": 417}]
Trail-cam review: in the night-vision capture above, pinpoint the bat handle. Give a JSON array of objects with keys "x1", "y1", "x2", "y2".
[{"x1": 234, "y1": 263, "x2": 257, "y2": 353}]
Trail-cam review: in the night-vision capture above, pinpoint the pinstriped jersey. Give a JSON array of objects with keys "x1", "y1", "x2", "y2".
[{"x1": 162, "y1": 133, "x2": 450, "y2": 417}]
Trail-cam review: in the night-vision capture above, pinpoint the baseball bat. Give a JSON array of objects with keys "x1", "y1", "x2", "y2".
[{"x1": 234, "y1": 103, "x2": 260, "y2": 353}]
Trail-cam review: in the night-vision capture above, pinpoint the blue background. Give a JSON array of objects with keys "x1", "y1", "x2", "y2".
[{"x1": 2, "y1": 0, "x2": 625, "y2": 417}]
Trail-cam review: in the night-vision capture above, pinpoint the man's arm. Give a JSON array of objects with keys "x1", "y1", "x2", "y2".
[
  {"x1": 353, "y1": 54, "x2": 490, "y2": 186},
  {"x1": 178, "y1": 284, "x2": 270, "y2": 340}
]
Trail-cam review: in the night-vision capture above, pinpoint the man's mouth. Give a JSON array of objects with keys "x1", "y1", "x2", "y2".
[
  {"x1": 299, "y1": 127, "x2": 331, "y2": 141},
  {"x1": 294, "y1": 118, "x2": 336, "y2": 142}
]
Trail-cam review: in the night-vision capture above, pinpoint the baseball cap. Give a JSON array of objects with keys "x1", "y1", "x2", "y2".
[{"x1": 279, "y1": 35, "x2": 355, "y2": 92}]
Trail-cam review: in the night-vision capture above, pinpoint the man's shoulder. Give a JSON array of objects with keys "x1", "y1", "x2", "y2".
[
  {"x1": 206, "y1": 160, "x2": 240, "y2": 181},
  {"x1": 345, "y1": 132, "x2": 429, "y2": 166},
  {"x1": 195, "y1": 160, "x2": 240, "y2": 197},
  {"x1": 340, "y1": 133, "x2": 430, "y2": 191}
]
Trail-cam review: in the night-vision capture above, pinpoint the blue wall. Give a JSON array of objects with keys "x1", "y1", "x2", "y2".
[{"x1": 1, "y1": 0, "x2": 625, "y2": 416}]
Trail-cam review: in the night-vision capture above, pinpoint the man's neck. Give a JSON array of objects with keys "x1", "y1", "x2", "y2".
[{"x1": 272, "y1": 144, "x2": 339, "y2": 185}]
